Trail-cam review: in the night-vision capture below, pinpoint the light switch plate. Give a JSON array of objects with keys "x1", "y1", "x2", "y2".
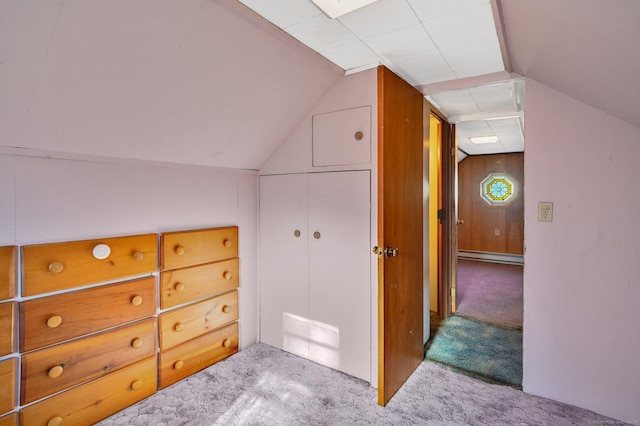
[{"x1": 538, "y1": 202, "x2": 553, "y2": 222}]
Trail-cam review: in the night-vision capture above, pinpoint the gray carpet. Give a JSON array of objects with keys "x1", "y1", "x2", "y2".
[{"x1": 98, "y1": 343, "x2": 626, "y2": 426}]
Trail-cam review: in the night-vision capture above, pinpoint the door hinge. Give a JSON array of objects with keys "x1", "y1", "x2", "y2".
[
  {"x1": 437, "y1": 209, "x2": 445, "y2": 223},
  {"x1": 451, "y1": 287, "x2": 456, "y2": 298}
]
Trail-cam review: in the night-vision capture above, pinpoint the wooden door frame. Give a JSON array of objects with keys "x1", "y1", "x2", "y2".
[{"x1": 424, "y1": 103, "x2": 456, "y2": 320}]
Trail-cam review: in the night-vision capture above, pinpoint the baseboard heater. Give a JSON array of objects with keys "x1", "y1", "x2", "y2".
[{"x1": 458, "y1": 250, "x2": 524, "y2": 265}]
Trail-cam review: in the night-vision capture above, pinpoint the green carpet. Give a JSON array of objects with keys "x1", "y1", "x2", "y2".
[{"x1": 426, "y1": 315, "x2": 522, "y2": 388}]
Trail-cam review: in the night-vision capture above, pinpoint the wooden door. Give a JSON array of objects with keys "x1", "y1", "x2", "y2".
[
  {"x1": 259, "y1": 174, "x2": 309, "y2": 359},
  {"x1": 308, "y1": 171, "x2": 371, "y2": 381},
  {"x1": 377, "y1": 66, "x2": 424, "y2": 405}
]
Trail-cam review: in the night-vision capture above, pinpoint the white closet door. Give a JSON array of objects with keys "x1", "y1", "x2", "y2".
[
  {"x1": 259, "y1": 174, "x2": 309, "y2": 359},
  {"x1": 307, "y1": 171, "x2": 371, "y2": 381}
]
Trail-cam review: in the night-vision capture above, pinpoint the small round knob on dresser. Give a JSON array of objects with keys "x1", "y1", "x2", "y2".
[
  {"x1": 313, "y1": 231, "x2": 321, "y2": 239},
  {"x1": 133, "y1": 251, "x2": 144, "y2": 261},
  {"x1": 223, "y1": 239, "x2": 233, "y2": 248},
  {"x1": 174, "y1": 282, "x2": 185, "y2": 291},
  {"x1": 48, "y1": 262, "x2": 64, "y2": 274},
  {"x1": 222, "y1": 339, "x2": 232, "y2": 348},
  {"x1": 175, "y1": 245, "x2": 185, "y2": 255},
  {"x1": 354, "y1": 131, "x2": 364, "y2": 140},
  {"x1": 130, "y1": 380, "x2": 143, "y2": 390},
  {"x1": 48, "y1": 365, "x2": 64, "y2": 379},
  {"x1": 223, "y1": 271, "x2": 232, "y2": 280},
  {"x1": 131, "y1": 338, "x2": 143, "y2": 349},
  {"x1": 222, "y1": 305, "x2": 231, "y2": 314},
  {"x1": 174, "y1": 322, "x2": 185, "y2": 332},
  {"x1": 92, "y1": 244, "x2": 111, "y2": 260},
  {"x1": 131, "y1": 295, "x2": 143, "y2": 306},
  {"x1": 48, "y1": 416, "x2": 63, "y2": 426},
  {"x1": 294, "y1": 230, "x2": 301, "y2": 238},
  {"x1": 47, "y1": 315, "x2": 63, "y2": 329},
  {"x1": 174, "y1": 360, "x2": 184, "y2": 370}
]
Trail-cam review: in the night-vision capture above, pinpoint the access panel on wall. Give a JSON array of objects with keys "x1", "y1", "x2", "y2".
[{"x1": 259, "y1": 171, "x2": 371, "y2": 382}]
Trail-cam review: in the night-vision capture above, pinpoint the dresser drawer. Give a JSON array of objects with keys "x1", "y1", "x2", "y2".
[
  {"x1": 0, "y1": 412, "x2": 17, "y2": 426},
  {"x1": 161, "y1": 227, "x2": 238, "y2": 271},
  {"x1": 0, "y1": 358, "x2": 17, "y2": 416},
  {"x1": 159, "y1": 290, "x2": 238, "y2": 351},
  {"x1": 20, "y1": 356, "x2": 156, "y2": 426},
  {"x1": 159, "y1": 322, "x2": 238, "y2": 389},
  {"x1": 22, "y1": 234, "x2": 157, "y2": 296},
  {"x1": 0, "y1": 302, "x2": 14, "y2": 356},
  {"x1": 20, "y1": 277, "x2": 156, "y2": 352},
  {"x1": 0, "y1": 246, "x2": 16, "y2": 300},
  {"x1": 21, "y1": 318, "x2": 156, "y2": 404},
  {"x1": 160, "y1": 258, "x2": 239, "y2": 309}
]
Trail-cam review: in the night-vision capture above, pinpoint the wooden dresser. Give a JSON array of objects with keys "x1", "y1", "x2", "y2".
[
  {"x1": 19, "y1": 234, "x2": 158, "y2": 425},
  {"x1": 0, "y1": 246, "x2": 17, "y2": 426},
  {"x1": 158, "y1": 227, "x2": 239, "y2": 389}
]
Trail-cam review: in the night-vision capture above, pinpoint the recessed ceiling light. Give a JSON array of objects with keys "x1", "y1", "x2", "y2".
[
  {"x1": 310, "y1": 0, "x2": 381, "y2": 19},
  {"x1": 469, "y1": 135, "x2": 500, "y2": 144}
]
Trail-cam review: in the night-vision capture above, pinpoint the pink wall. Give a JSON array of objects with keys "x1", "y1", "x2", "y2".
[
  {"x1": 524, "y1": 79, "x2": 640, "y2": 422},
  {"x1": 0, "y1": 152, "x2": 258, "y2": 350},
  {"x1": 0, "y1": 0, "x2": 342, "y2": 169}
]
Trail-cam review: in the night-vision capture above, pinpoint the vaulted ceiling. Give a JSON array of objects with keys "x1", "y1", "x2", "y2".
[{"x1": 238, "y1": 0, "x2": 640, "y2": 156}]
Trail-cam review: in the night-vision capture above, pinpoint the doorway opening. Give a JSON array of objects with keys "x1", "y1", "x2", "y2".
[{"x1": 424, "y1": 79, "x2": 525, "y2": 387}]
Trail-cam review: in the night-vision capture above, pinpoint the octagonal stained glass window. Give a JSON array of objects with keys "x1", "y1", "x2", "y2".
[{"x1": 480, "y1": 174, "x2": 518, "y2": 205}]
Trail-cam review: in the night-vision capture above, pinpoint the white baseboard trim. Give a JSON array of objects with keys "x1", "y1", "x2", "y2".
[{"x1": 458, "y1": 250, "x2": 524, "y2": 265}]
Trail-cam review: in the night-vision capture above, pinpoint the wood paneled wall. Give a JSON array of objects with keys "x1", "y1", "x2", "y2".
[{"x1": 458, "y1": 153, "x2": 524, "y2": 255}]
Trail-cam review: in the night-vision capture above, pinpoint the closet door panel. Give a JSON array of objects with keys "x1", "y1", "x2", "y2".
[
  {"x1": 307, "y1": 171, "x2": 371, "y2": 381},
  {"x1": 259, "y1": 174, "x2": 309, "y2": 359}
]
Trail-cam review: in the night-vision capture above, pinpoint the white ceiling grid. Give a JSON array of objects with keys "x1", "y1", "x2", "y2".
[
  {"x1": 238, "y1": 0, "x2": 504, "y2": 86},
  {"x1": 237, "y1": 0, "x2": 523, "y2": 157}
]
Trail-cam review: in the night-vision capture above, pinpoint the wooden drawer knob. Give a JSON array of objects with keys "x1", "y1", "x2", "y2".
[
  {"x1": 222, "y1": 338, "x2": 232, "y2": 348},
  {"x1": 175, "y1": 245, "x2": 185, "y2": 255},
  {"x1": 131, "y1": 380, "x2": 143, "y2": 390},
  {"x1": 223, "y1": 239, "x2": 233, "y2": 248},
  {"x1": 174, "y1": 322, "x2": 184, "y2": 332},
  {"x1": 48, "y1": 365, "x2": 64, "y2": 379},
  {"x1": 131, "y1": 338, "x2": 143, "y2": 349},
  {"x1": 48, "y1": 262, "x2": 64, "y2": 274},
  {"x1": 294, "y1": 230, "x2": 301, "y2": 238},
  {"x1": 222, "y1": 305, "x2": 231, "y2": 314},
  {"x1": 174, "y1": 360, "x2": 184, "y2": 370},
  {"x1": 47, "y1": 315, "x2": 63, "y2": 328},
  {"x1": 131, "y1": 295, "x2": 143, "y2": 306},
  {"x1": 354, "y1": 131, "x2": 363, "y2": 140},
  {"x1": 174, "y1": 282, "x2": 185, "y2": 291},
  {"x1": 133, "y1": 251, "x2": 144, "y2": 261},
  {"x1": 48, "y1": 417, "x2": 63, "y2": 426},
  {"x1": 223, "y1": 271, "x2": 232, "y2": 280}
]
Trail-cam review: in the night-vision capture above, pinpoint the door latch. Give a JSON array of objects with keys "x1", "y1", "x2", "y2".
[
  {"x1": 384, "y1": 245, "x2": 399, "y2": 258},
  {"x1": 373, "y1": 245, "x2": 399, "y2": 258}
]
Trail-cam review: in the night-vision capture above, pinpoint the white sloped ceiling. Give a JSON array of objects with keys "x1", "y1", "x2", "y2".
[{"x1": 0, "y1": 0, "x2": 343, "y2": 169}]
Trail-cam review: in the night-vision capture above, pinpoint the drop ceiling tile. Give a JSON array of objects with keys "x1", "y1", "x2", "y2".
[
  {"x1": 439, "y1": 36, "x2": 502, "y2": 69},
  {"x1": 451, "y1": 59, "x2": 505, "y2": 79},
  {"x1": 337, "y1": 0, "x2": 421, "y2": 39},
  {"x1": 364, "y1": 24, "x2": 439, "y2": 61},
  {"x1": 488, "y1": 117, "x2": 522, "y2": 130},
  {"x1": 424, "y1": 3, "x2": 497, "y2": 48},
  {"x1": 409, "y1": 0, "x2": 490, "y2": 23},
  {"x1": 320, "y1": 40, "x2": 381, "y2": 70},
  {"x1": 286, "y1": 13, "x2": 357, "y2": 52},
  {"x1": 393, "y1": 52, "x2": 455, "y2": 85},
  {"x1": 429, "y1": 90, "x2": 479, "y2": 115},
  {"x1": 237, "y1": 0, "x2": 323, "y2": 29}
]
